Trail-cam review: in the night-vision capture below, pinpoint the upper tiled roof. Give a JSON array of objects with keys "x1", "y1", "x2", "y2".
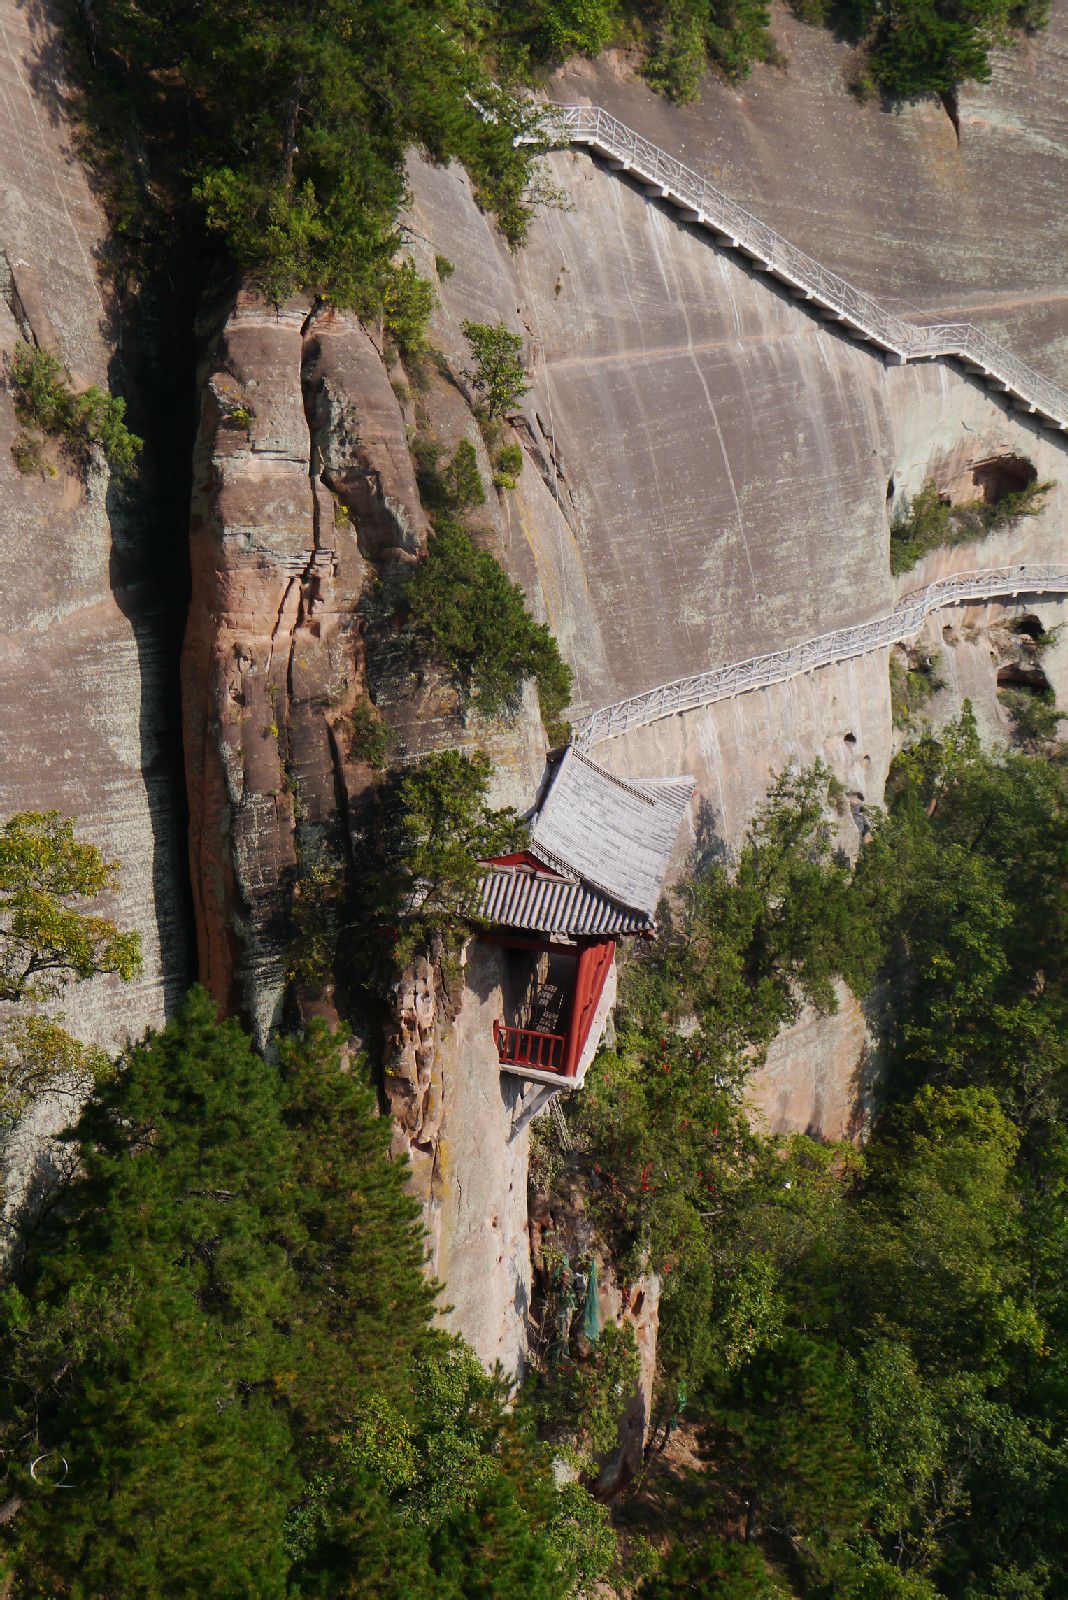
[
  {"x1": 529, "y1": 748, "x2": 694, "y2": 920},
  {"x1": 477, "y1": 749, "x2": 694, "y2": 936}
]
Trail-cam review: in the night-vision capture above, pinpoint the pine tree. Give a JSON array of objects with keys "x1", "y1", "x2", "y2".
[
  {"x1": 1, "y1": 987, "x2": 298, "y2": 1595},
  {"x1": 277, "y1": 1020, "x2": 443, "y2": 1445}
]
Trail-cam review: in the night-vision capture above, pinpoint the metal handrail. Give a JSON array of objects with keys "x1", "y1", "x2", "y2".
[
  {"x1": 574, "y1": 564, "x2": 1068, "y2": 748},
  {"x1": 543, "y1": 103, "x2": 1068, "y2": 430}
]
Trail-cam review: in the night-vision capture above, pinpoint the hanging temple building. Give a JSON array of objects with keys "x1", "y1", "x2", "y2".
[{"x1": 477, "y1": 747, "x2": 695, "y2": 1089}]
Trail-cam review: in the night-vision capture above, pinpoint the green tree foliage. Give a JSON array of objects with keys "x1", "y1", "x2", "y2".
[
  {"x1": 588, "y1": 718, "x2": 1068, "y2": 1595},
  {"x1": 890, "y1": 478, "x2": 1051, "y2": 574},
  {"x1": 853, "y1": 707, "x2": 1068, "y2": 1116},
  {"x1": 630, "y1": 764, "x2": 880, "y2": 1051},
  {"x1": 461, "y1": 321, "x2": 531, "y2": 419},
  {"x1": 444, "y1": 439, "x2": 487, "y2": 511},
  {"x1": 1, "y1": 994, "x2": 604, "y2": 1597},
  {"x1": 290, "y1": 1344, "x2": 616, "y2": 1595},
  {"x1": 572, "y1": 766, "x2": 877, "y2": 1382},
  {"x1": 999, "y1": 686, "x2": 1066, "y2": 753},
  {"x1": 889, "y1": 649, "x2": 944, "y2": 729},
  {"x1": 369, "y1": 750, "x2": 525, "y2": 969},
  {"x1": 0, "y1": 990, "x2": 305, "y2": 1593},
  {"x1": 644, "y1": 0, "x2": 776, "y2": 99},
  {"x1": 537, "y1": 1319, "x2": 641, "y2": 1463},
  {"x1": 868, "y1": 0, "x2": 1000, "y2": 96},
  {"x1": 0, "y1": 1017, "x2": 110, "y2": 1136},
  {"x1": 404, "y1": 517, "x2": 573, "y2": 732},
  {"x1": 348, "y1": 695, "x2": 396, "y2": 769},
  {"x1": 494, "y1": 442, "x2": 526, "y2": 491},
  {"x1": 0, "y1": 811, "x2": 140, "y2": 1140},
  {"x1": 0, "y1": 812, "x2": 141, "y2": 1004},
  {"x1": 72, "y1": 0, "x2": 553, "y2": 306},
  {"x1": 382, "y1": 258, "x2": 437, "y2": 358},
  {"x1": 7, "y1": 342, "x2": 141, "y2": 480},
  {"x1": 790, "y1": 0, "x2": 1050, "y2": 97},
  {"x1": 640, "y1": 1535, "x2": 786, "y2": 1597}
]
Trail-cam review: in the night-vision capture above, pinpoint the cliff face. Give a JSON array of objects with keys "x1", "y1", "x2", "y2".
[
  {"x1": 406, "y1": 142, "x2": 1065, "y2": 727},
  {"x1": 182, "y1": 294, "x2": 378, "y2": 1045},
  {"x1": 0, "y1": 0, "x2": 189, "y2": 1051},
  {"x1": 178, "y1": 14, "x2": 1065, "y2": 1369},
  {"x1": 181, "y1": 290, "x2": 550, "y2": 1366},
  {"x1": 554, "y1": 1, "x2": 1068, "y2": 382}
]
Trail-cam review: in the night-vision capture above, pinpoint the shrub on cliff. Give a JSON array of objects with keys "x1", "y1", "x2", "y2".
[
  {"x1": 404, "y1": 516, "x2": 573, "y2": 736},
  {"x1": 7, "y1": 343, "x2": 141, "y2": 480},
  {"x1": 461, "y1": 321, "x2": 530, "y2": 420},
  {"x1": 889, "y1": 477, "x2": 1052, "y2": 574},
  {"x1": 787, "y1": 0, "x2": 1050, "y2": 97},
  {"x1": 864, "y1": 0, "x2": 1050, "y2": 98},
  {"x1": 369, "y1": 750, "x2": 524, "y2": 970}
]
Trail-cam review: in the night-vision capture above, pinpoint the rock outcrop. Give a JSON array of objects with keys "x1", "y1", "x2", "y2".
[
  {"x1": 181, "y1": 288, "x2": 549, "y2": 1369},
  {"x1": 182, "y1": 291, "x2": 430, "y2": 1044}
]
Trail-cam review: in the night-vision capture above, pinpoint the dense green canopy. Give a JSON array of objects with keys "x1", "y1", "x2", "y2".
[
  {"x1": 0, "y1": 992, "x2": 611, "y2": 1596},
  {"x1": 570, "y1": 716, "x2": 1068, "y2": 1597}
]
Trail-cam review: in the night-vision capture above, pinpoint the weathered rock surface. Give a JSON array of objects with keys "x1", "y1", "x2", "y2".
[
  {"x1": 554, "y1": 1, "x2": 1068, "y2": 382},
  {"x1": 402, "y1": 72, "x2": 1065, "y2": 1158},
  {"x1": 0, "y1": 0, "x2": 189, "y2": 1054},
  {"x1": 180, "y1": 10, "x2": 1065, "y2": 1383},
  {"x1": 181, "y1": 291, "x2": 432, "y2": 1043},
  {"x1": 407, "y1": 150, "x2": 1066, "y2": 729}
]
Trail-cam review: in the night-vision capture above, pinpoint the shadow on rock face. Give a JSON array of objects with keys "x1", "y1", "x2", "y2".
[{"x1": 103, "y1": 264, "x2": 204, "y2": 1016}]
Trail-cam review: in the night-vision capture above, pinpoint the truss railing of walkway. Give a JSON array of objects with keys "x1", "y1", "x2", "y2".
[
  {"x1": 545, "y1": 104, "x2": 1068, "y2": 433},
  {"x1": 573, "y1": 565, "x2": 1068, "y2": 749}
]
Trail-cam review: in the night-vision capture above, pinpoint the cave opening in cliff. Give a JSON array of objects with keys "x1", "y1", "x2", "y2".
[
  {"x1": 972, "y1": 454, "x2": 1037, "y2": 505},
  {"x1": 1012, "y1": 613, "x2": 1046, "y2": 642},
  {"x1": 997, "y1": 661, "x2": 1051, "y2": 693}
]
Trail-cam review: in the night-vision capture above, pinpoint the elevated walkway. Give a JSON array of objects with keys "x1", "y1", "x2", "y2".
[
  {"x1": 545, "y1": 104, "x2": 1068, "y2": 435},
  {"x1": 575, "y1": 564, "x2": 1068, "y2": 748}
]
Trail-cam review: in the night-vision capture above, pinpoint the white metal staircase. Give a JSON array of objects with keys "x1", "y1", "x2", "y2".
[{"x1": 545, "y1": 103, "x2": 1068, "y2": 435}]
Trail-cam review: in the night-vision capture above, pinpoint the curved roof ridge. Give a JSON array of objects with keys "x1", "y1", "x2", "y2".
[{"x1": 528, "y1": 747, "x2": 695, "y2": 918}]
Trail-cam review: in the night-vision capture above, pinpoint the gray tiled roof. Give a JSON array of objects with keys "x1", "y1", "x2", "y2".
[
  {"x1": 477, "y1": 865, "x2": 650, "y2": 936},
  {"x1": 529, "y1": 748, "x2": 694, "y2": 919}
]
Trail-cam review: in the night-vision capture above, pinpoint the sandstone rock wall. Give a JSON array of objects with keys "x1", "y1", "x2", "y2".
[
  {"x1": 554, "y1": 0, "x2": 1068, "y2": 382},
  {"x1": 181, "y1": 291, "x2": 435, "y2": 1043},
  {"x1": 407, "y1": 145, "x2": 1066, "y2": 726},
  {"x1": 179, "y1": 13, "x2": 1065, "y2": 1386},
  {"x1": 401, "y1": 70, "x2": 1065, "y2": 1163},
  {"x1": 0, "y1": 0, "x2": 189, "y2": 1053}
]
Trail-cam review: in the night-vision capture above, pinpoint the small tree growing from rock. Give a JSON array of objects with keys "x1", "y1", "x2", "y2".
[
  {"x1": 372, "y1": 750, "x2": 523, "y2": 971},
  {"x1": 461, "y1": 321, "x2": 530, "y2": 418},
  {"x1": 0, "y1": 810, "x2": 141, "y2": 1179},
  {"x1": 7, "y1": 343, "x2": 141, "y2": 480}
]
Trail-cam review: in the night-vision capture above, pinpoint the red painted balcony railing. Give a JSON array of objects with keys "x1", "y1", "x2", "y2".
[{"x1": 493, "y1": 1020, "x2": 568, "y2": 1074}]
